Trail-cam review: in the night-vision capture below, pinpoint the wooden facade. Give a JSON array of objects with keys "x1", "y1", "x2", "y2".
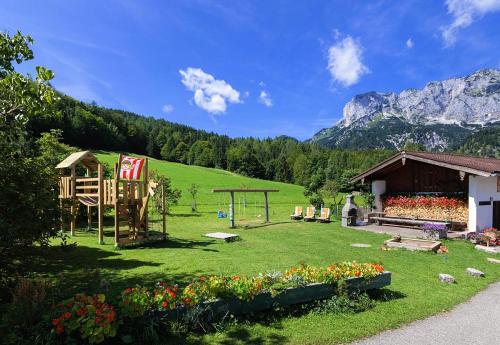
[{"x1": 375, "y1": 159, "x2": 468, "y2": 194}]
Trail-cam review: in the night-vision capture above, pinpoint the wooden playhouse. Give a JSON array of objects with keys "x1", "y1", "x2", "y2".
[{"x1": 56, "y1": 152, "x2": 166, "y2": 247}]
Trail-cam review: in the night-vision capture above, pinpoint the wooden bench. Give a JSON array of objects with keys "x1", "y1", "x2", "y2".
[{"x1": 370, "y1": 216, "x2": 450, "y2": 228}]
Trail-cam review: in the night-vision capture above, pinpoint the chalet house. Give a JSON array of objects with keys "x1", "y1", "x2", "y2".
[{"x1": 351, "y1": 151, "x2": 500, "y2": 232}]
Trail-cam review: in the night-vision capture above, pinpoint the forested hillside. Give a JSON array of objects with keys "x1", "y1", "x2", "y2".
[
  {"x1": 457, "y1": 125, "x2": 500, "y2": 158},
  {"x1": 29, "y1": 95, "x2": 394, "y2": 189}
]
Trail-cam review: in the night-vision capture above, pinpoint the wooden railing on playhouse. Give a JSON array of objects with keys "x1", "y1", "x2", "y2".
[{"x1": 56, "y1": 151, "x2": 166, "y2": 247}]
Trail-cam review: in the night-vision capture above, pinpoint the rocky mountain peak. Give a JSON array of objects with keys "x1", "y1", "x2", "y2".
[
  {"x1": 338, "y1": 68, "x2": 500, "y2": 129},
  {"x1": 312, "y1": 69, "x2": 500, "y2": 152}
]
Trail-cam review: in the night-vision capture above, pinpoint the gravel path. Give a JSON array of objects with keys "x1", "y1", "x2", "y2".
[{"x1": 352, "y1": 282, "x2": 500, "y2": 345}]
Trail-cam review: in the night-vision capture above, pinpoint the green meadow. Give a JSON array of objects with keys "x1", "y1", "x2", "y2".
[{"x1": 35, "y1": 152, "x2": 500, "y2": 344}]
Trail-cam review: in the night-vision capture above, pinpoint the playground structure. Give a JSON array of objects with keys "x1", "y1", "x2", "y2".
[
  {"x1": 212, "y1": 188, "x2": 279, "y2": 228},
  {"x1": 56, "y1": 151, "x2": 166, "y2": 247}
]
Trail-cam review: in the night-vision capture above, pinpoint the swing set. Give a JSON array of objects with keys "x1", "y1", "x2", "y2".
[{"x1": 213, "y1": 188, "x2": 279, "y2": 228}]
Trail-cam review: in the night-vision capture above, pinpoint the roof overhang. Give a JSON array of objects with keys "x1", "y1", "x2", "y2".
[
  {"x1": 55, "y1": 151, "x2": 100, "y2": 171},
  {"x1": 351, "y1": 151, "x2": 492, "y2": 184}
]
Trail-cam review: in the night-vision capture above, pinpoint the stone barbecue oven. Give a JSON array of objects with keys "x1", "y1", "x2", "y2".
[{"x1": 341, "y1": 194, "x2": 358, "y2": 226}]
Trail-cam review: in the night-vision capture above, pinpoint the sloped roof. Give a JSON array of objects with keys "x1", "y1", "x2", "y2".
[
  {"x1": 352, "y1": 151, "x2": 500, "y2": 182},
  {"x1": 55, "y1": 151, "x2": 100, "y2": 170}
]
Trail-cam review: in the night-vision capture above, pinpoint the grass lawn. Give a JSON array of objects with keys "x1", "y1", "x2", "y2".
[{"x1": 36, "y1": 152, "x2": 500, "y2": 344}]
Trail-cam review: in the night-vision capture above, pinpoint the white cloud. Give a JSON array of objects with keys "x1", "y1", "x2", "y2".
[
  {"x1": 162, "y1": 104, "x2": 174, "y2": 113},
  {"x1": 259, "y1": 91, "x2": 273, "y2": 107},
  {"x1": 179, "y1": 67, "x2": 240, "y2": 114},
  {"x1": 327, "y1": 36, "x2": 369, "y2": 87},
  {"x1": 442, "y1": 0, "x2": 500, "y2": 46},
  {"x1": 406, "y1": 37, "x2": 414, "y2": 48}
]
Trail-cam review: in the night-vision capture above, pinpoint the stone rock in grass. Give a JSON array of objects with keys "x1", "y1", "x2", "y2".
[
  {"x1": 466, "y1": 268, "x2": 485, "y2": 277},
  {"x1": 351, "y1": 243, "x2": 371, "y2": 248},
  {"x1": 439, "y1": 273, "x2": 455, "y2": 284},
  {"x1": 487, "y1": 258, "x2": 500, "y2": 264}
]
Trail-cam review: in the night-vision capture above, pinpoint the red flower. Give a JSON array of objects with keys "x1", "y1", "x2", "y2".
[
  {"x1": 51, "y1": 318, "x2": 59, "y2": 326},
  {"x1": 106, "y1": 310, "x2": 116, "y2": 323},
  {"x1": 162, "y1": 301, "x2": 168, "y2": 308},
  {"x1": 63, "y1": 312, "x2": 72, "y2": 319},
  {"x1": 167, "y1": 289, "x2": 176, "y2": 298},
  {"x1": 55, "y1": 324, "x2": 64, "y2": 335},
  {"x1": 76, "y1": 308, "x2": 87, "y2": 316}
]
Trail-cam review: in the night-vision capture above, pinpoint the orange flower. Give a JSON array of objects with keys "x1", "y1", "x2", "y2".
[
  {"x1": 232, "y1": 276, "x2": 241, "y2": 281},
  {"x1": 162, "y1": 301, "x2": 168, "y2": 308}
]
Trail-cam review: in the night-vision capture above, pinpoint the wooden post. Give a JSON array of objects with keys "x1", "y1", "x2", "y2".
[
  {"x1": 144, "y1": 158, "x2": 149, "y2": 239},
  {"x1": 162, "y1": 182, "x2": 166, "y2": 238},
  {"x1": 70, "y1": 166, "x2": 76, "y2": 235},
  {"x1": 264, "y1": 192, "x2": 269, "y2": 223},
  {"x1": 59, "y1": 169, "x2": 64, "y2": 231},
  {"x1": 230, "y1": 191, "x2": 235, "y2": 228},
  {"x1": 86, "y1": 168, "x2": 92, "y2": 231},
  {"x1": 87, "y1": 206, "x2": 92, "y2": 230},
  {"x1": 98, "y1": 163, "x2": 104, "y2": 244},
  {"x1": 114, "y1": 155, "x2": 122, "y2": 246},
  {"x1": 60, "y1": 198, "x2": 64, "y2": 231}
]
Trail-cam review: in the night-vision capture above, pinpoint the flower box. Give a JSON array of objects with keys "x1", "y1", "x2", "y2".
[{"x1": 166, "y1": 272, "x2": 391, "y2": 319}]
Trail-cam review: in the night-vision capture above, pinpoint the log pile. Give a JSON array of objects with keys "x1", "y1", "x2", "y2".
[{"x1": 384, "y1": 205, "x2": 468, "y2": 224}]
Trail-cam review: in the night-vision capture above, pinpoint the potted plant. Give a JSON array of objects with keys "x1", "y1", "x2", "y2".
[{"x1": 421, "y1": 223, "x2": 448, "y2": 239}]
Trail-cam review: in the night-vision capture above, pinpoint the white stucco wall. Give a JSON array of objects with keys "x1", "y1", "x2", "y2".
[
  {"x1": 468, "y1": 176, "x2": 500, "y2": 232},
  {"x1": 371, "y1": 180, "x2": 386, "y2": 212}
]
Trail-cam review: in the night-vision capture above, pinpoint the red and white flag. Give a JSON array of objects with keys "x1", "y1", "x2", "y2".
[{"x1": 120, "y1": 156, "x2": 145, "y2": 180}]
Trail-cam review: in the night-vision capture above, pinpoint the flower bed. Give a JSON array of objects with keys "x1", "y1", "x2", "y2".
[
  {"x1": 384, "y1": 196, "x2": 467, "y2": 224},
  {"x1": 469, "y1": 227, "x2": 500, "y2": 246},
  {"x1": 49, "y1": 262, "x2": 388, "y2": 343}
]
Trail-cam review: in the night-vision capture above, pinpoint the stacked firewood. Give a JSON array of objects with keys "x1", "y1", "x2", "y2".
[{"x1": 384, "y1": 205, "x2": 468, "y2": 223}]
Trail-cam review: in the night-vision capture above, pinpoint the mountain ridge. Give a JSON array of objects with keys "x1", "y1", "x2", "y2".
[{"x1": 311, "y1": 68, "x2": 500, "y2": 152}]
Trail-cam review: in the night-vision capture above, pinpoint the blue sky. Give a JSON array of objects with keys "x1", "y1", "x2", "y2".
[{"x1": 2, "y1": 0, "x2": 500, "y2": 140}]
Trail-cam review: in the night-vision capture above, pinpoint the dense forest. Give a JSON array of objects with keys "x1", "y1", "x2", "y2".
[
  {"x1": 29, "y1": 95, "x2": 395, "y2": 191},
  {"x1": 457, "y1": 125, "x2": 500, "y2": 158}
]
